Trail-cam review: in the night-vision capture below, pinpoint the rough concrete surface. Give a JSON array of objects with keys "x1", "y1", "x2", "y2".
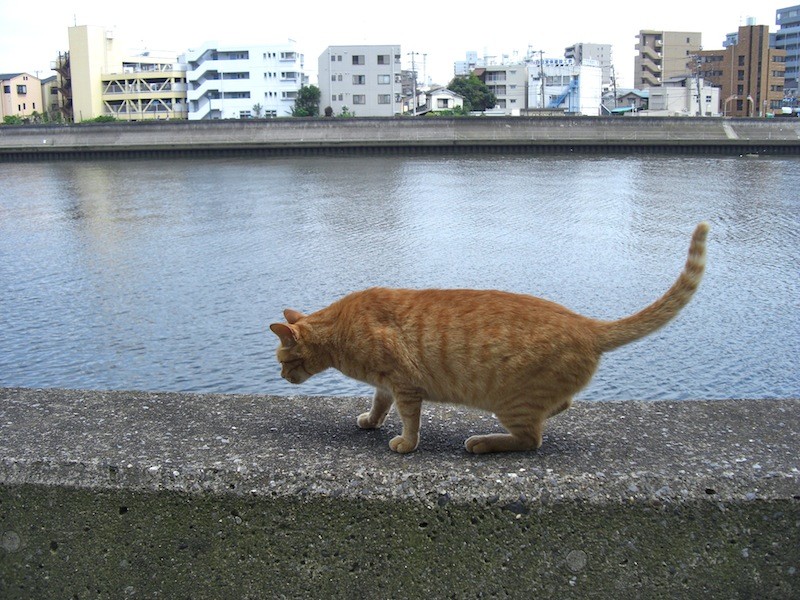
[{"x1": 0, "y1": 388, "x2": 798, "y2": 598}]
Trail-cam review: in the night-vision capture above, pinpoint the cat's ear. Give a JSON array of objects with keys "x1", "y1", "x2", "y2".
[
  {"x1": 284, "y1": 309, "x2": 305, "y2": 324},
  {"x1": 270, "y1": 323, "x2": 298, "y2": 347}
]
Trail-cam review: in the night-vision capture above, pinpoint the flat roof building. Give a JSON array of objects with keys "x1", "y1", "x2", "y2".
[
  {"x1": 635, "y1": 30, "x2": 701, "y2": 88},
  {"x1": 698, "y1": 24, "x2": 785, "y2": 116},
  {"x1": 775, "y1": 4, "x2": 800, "y2": 101},
  {"x1": 318, "y1": 45, "x2": 403, "y2": 117}
]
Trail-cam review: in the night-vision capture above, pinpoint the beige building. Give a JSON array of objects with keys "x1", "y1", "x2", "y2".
[
  {"x1": 60, "y1": 25, "x2": 187, "y2": 122},
  {"x1": 1, "y1": 72, "x2": 44, "y2": 120},
  {"x1": 635, "y1": 30, "x2": 702, "y2": 88}
]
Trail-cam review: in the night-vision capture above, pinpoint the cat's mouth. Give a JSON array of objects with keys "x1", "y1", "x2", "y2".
[{"x1": 281, "y1": 359, "x2": 311, "y2": 384}]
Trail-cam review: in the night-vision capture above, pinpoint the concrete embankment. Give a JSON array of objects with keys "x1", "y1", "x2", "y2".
[
  {"x1": 0, "y1": 388, "x2": 797, "y2": 598},
  {"x1": 0, "y1": 117, "x2": 799, "y2": 160}
]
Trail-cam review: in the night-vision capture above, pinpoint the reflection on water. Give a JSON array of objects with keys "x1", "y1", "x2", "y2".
[{"x1": 1, "y1": 155, "x2": 798, "y2": 401}]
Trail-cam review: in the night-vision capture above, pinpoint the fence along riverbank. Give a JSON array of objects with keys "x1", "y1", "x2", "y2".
[{"x1": 1, "y1": 116, "x2": 799, "y2": 160}]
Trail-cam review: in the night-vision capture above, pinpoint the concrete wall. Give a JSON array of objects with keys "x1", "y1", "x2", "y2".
[
  {"x1": 1, "y1": 117, "x2": 798, "y2": 160},
  {"x1": 1, "y1": 388, "x2": 797, "y2": 597}
]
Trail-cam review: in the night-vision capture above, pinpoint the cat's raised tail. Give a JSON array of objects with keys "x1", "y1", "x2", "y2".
[{"x1": 595, "y1": 222, "x2": 709, "y2": 353}]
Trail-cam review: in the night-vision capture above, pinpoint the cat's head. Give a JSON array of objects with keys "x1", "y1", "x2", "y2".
[{"x1": 269, "y1": 309, "x2": 327, "y2": 385}]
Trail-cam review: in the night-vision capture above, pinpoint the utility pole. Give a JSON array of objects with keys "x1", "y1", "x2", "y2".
[
  {"x1": 408, "y1": 51, "x2": 420, "y2": 115},
  {"x1": 539, "y1": 50, "x2": 545, "y2": 109}
]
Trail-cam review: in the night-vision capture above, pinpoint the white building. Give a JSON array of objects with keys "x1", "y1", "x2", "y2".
[
  {"x1": 182, "y1": 41, "x2": 305, "y2": 120},
  {"x1": 646, "y1": 76, "x2": 721, "y2": 116},
  {"x1": 527, "y1": 58, "x2": 602, "y2": 115},
  {"x1": 564, "y1": 43, "x2": 613, "y2": 89},
  {"x1": 475, "y1": 64, "x2": 527, "y2": 115},
  {"x1": 318, "y1": 45, "x2": 403, "y2": 117}
]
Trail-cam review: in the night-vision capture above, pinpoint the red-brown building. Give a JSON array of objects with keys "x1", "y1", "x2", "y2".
[{"x1": 697, "y1": 24, "x2": 786, "y2": 117}]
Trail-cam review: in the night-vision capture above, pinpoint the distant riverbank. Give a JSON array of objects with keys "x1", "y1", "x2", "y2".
[{"x1": 1, "y1": 116, "x2": 798, "y2": 160}]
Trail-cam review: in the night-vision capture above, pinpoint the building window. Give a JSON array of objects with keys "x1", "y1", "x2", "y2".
[
  {"x1": 377, "y1": 74, "x2": 390, "y2": 84},
  {"x1": 239, "y1": 110, "x2": 252, "y2": 118},
  {"x1": 353, "y1": 94, "x2": 366, "y2": 104},
  {"x1": 437, "y1": 98, "x2": 449, "y2": 109},
  {"x1": 16, "y1": 85, "x2": 27, "y2": 94},
  {"x1": 2, "y1": 85, "x2": 10, "y2": 93},
  {"x1": 352, "y1": 75, "x2": 365, "y2": 85},
  {"x1": 738, "y1": 55, "x2": 745, "y2": 66},
  {"x1": 352, "y1": 55, "x2": 365, "y2": 66},
  {"x1": 377, "y1": 54, "x2": 390, "y2": 65},
  {"x1": 378, "y1": 94, "x2": 391, "y2": 104}
]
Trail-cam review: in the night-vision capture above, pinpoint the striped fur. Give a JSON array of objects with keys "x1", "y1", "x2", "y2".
[{"x1": 270, "y1": 222, "x2": 708, "y2": 454}]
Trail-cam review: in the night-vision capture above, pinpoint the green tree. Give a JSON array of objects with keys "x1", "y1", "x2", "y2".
[
  {"x1": 291, "y1": 85, "x2": 321, "y2": 117},
  {"x1": 252, "y1": 103, "x2": 264, "y2": 118},
  {"x1": 447, "y1": 75, "x2": 497, "y2": 112}
]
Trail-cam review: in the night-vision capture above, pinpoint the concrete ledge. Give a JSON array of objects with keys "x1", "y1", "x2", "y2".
[
  {"x1": 1, "y1": 117, "x2": 799, "y2": 160},
  {"x1": 1, "y1": 388, "x2": 798, "y2": 597}
]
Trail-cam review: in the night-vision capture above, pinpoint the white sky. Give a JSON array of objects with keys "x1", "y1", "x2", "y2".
[{"x1": 0, "y1": 1, "x2": 787, "y2": 89}]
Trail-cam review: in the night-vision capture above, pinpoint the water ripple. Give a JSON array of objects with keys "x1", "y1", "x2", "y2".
[{"x1": 1, "y1": 156, "x2": 798, "y2": 401}]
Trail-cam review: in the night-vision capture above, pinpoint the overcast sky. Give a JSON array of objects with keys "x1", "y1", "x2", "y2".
[{"x1": 0, "y1": 1, "x2": 787, "y2": 88}]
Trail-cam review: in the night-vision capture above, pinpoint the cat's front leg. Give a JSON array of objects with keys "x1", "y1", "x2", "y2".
[
  {"x1": 388, "y1": 391, "x2": 422, "y2": 454},
  {"x1": 357, "y1": 388, "x2": 394, "y2": 429}
]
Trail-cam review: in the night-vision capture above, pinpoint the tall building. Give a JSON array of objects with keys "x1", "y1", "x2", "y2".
[
  {"x1": 183, "y1": 42, "x2": 305, "y2": 120},
  {"x1": 1, "y1": 73, "x2": 43, "y2": 120},
  {"x1": 318, "y1": 45, "x2": 403, "y2": 117},
  {"x1": 63, "y1": 25, "x2": 187, "y2": 122},
  {"x1": 775, "y1": 4, "x2": 800, "y2": 102},
  {"x1": 634, "y1": 30, "x2": 701, "y2": 88},
  {"x1": 565, "y1": 43, "x2": 613, "y2": 88},
  {"x1": 698, "y1": 24, "x2": 785, "y2": 116}
]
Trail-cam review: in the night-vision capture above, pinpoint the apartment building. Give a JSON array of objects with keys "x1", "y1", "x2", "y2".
[
  {"x1": 183, "y1": 42, "x2": 305, "y2": 120},
  {"x1": 527, "y1": 58, "x2": 603, "y2": 115},
  {"x1": 40, "y1": 76, "x2": 60, "y2": 117},
  {"x1": 565, "y1": 43, "x2": 613, "y2": 88},
  {"x1": 634, "y1": 30, "x2": 701, "y2": 87},
  {"x1": 775, "y1": 4, "x2": 800, "y2": 101},
  {"x1": 318, "y1": 45, "x2": 403, "y2": 117},
  {"x1": 62, "y1": 25, "x2": 187, "y2": 122},
  {"x1": 698, "y1": 24, "x2": 785, "y2": 116},
  {"x1": 1, "y1": 72, "x2": 43, "y2": 120},
  {"x1": 474, "y1": 63, "x2": 527, "y2": 115}
]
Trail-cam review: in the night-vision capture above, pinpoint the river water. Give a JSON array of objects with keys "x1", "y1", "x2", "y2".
[{"x1": 0, "y1": 154, "x2": 797, "y2": 400}]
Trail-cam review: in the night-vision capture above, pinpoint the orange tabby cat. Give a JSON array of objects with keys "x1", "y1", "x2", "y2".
[{"x1": 270, "y1": 222, "x2": 708, "y2": 454}]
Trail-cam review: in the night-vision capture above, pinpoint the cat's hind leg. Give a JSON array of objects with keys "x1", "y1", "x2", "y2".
[
  {"x1": 357, "y1": 388, "x2": 394, "y2": 429},
  {"x1": 465, "y1": 401, "x2": 552, "y2": 454}
]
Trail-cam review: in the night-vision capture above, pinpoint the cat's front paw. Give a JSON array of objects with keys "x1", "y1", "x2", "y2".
[
  {"x1": 465, "y1": 435, "x2": 493, "y2": 454},
  {"x1": 389, "y1": 435, "x2": 419, "y2": 454},
  {"x1": 357, "y1": 412, "x2": 383, "y2": 429}
]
